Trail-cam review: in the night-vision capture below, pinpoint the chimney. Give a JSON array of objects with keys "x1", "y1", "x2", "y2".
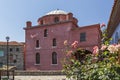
[
  {"x1": 26, "y1": 21, "x2": 32, "y2": 28},
  {"x1": 67, "y1": 13, "x2": 73, "y2": 20}
]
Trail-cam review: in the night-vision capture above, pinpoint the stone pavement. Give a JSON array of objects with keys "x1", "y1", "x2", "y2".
[
  {"x1": 14, "y1": 75, "x2": 71, "y2": 80},
  {"x1": 1, "y1": 71, "x2": 74, "y2": 80}
]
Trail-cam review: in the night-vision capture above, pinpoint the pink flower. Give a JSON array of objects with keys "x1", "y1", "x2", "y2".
[
  {"x1": 101, "y1": 45, "x2": 107, "y2": 50},
  {"x1": 100, "y1": 23, "x2": 106, "y2": 28},
  {"x1": 93, "y1": 46, "x2": 99, "y2": 55},
  {"x1": 71, "y1": 41, "x2": 78, "y2": 48},
  {"x1": 66, "y1": 50, "x2": 73, "y2": 57},
  {"x1": 64, "y1": 40, "x2": 68, "y2": 46},
  {"x1": 108, "y1": 44, "x2": 118, "y2": 53}
]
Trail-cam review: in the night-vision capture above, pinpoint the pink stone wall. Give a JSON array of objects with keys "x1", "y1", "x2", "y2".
[
  {"x1": 70, "y1": 24, "x2": 101, "y2": 51},
  {"x1": 38, "y1": 15, "x2": 67, "y2": 25},
  {"x1": 25, "y1": 13, "x2": 101, "y2": 70},
  {"x1": 25, "y1": 22, "x2": 73, "y2": 70}
]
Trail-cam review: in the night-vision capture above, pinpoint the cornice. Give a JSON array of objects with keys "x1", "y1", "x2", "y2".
[{"x1": 24, "y1": 20, "x2": 74, "y2": 30}]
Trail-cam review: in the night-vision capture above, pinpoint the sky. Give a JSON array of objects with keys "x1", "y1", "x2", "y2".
[{"x1": 0, "y1": 0, "x2": 114, "y2": 42}]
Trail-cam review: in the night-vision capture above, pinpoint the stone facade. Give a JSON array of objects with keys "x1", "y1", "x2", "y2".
[
  {"x1": 24, "y1": 9, "x2": 101, "y2": 70},
  {"x1": 0, "y1": 41, "x2": 25, "y2": 70}
]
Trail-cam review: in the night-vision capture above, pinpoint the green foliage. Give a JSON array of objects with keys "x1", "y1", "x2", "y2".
[
  {"x1": 62, "y1": 30, "x2": 120, "y2": 80},
  {"x1": 2, "y1": 78, "x2": 9, "y2": 80}
]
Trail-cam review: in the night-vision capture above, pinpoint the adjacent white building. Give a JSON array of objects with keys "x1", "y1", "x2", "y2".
[
  {"x1": 111, "y1": 23, "x2": 120, "y2": 44},
  {"x1": 107, "y1": 0, "x2": 120, "y2": 44}
]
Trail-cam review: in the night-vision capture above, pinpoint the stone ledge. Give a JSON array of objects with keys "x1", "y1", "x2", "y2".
[{"x1": 15, "y1": 70, "x2": 65, "y2": 76}]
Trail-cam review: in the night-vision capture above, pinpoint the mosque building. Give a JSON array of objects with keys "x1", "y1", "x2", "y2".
[{"x1": 24, "y1": 9, "x2": 101, "y2": 70}]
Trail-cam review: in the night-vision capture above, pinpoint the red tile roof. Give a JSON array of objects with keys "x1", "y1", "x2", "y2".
[{"x1": 0, "y1": 41, "x2": 25, "y2": 45}]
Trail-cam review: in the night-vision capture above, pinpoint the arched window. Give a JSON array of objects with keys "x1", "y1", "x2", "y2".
[
  {"x1": 36, "y1": 40, "x2": 39, "y2": 48},
  {"x1": 44, "y1": 29, "x2": 48, "y2": 37},
  {"x1": 36, "y1": 53, "x2": 40, "y2": 64},
  {"x1": 52, "y1": 52, "x2": 57, "y2": 64},
  {"x1": 53, "y1": 38, "x2": 56, "y2": 46},
  {"x1": 54, "y1": 17, "x2": 59, "y2": 23}
]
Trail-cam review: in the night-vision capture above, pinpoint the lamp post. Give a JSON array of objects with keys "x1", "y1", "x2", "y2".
[{"x1": 6, "y1": 36, "x2": 10, "y2": 79}]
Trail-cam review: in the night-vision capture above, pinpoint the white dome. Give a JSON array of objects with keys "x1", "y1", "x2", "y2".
[{"x1": 46, "y1": 9, "x2": 68, "y2": 15}]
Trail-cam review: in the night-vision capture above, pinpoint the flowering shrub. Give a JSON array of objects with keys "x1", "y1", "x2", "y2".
[{"x1": 62, "y1": 30, "x2": 120, "y2": 80}]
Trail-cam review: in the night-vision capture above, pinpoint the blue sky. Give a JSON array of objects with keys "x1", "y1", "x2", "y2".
[{"x1": 0, "y1": 0, "x2": 114, "y2": 42}]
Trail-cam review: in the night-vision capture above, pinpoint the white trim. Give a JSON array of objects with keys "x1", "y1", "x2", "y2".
[
  {"x1": 52, "y1": 46, "x2": 57, "y2": 48},
  {"x1": 34, "y1": 64, "x2": 40, "y2": 65},
  {"x1": 51, "y1": 64, "x2": 58, "y2": 65},
  {"x1": 35, "y1": 47, "x2": 41, "y2": 49}
]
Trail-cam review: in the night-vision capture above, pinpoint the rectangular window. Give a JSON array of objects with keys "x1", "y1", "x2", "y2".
[
  {"x1": 13, "y1": 59, "x2": 17, "y2": 63},
  {"x1": 16, "y1": 48, "x2": 19, "y2": 52},
  {"x1": 10, "y1": 48, "x2": 13, "y2": 52},
  {"x1": 80, "y1": 32, "x2": 86, "y2": 42},
  {"x1": 0, "y1": 51, "x2": 4, "y2": 57},
  {"x1": 0, "y1": 62, "x2": 3, "y2": 67}
]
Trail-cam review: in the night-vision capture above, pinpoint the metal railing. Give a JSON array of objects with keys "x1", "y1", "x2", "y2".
[{"x1": 0, "y1": 70, "x2": 14, "y2": 80}]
